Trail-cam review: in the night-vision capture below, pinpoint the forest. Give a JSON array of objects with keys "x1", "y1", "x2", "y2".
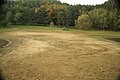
[{"x1": 0, "y1": 0, "x2": 120, "y2": 31}]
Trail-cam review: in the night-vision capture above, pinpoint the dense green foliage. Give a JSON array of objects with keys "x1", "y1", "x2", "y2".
[
  {"x1": 0, "y1": 0, "x2": 120, "y2": 31},
  {"x1": 75, "y1": 14, "x2": 92, "y2": 30}
]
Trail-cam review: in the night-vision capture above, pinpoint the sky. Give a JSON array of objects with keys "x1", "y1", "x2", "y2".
[{"x1": 60, "y1": 0, "x2": 108, "y2": 5}]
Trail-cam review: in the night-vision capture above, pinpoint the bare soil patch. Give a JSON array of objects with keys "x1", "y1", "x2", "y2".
[{"x1": 0, "y1": 31, "x2": 120, "y2": 80}]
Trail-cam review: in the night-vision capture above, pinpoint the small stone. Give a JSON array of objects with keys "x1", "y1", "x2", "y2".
[
  {"x1": 20, "y1": 63, "x2": 23, "y2": 65},
  {"x1": 101, "y1": 70, "x2": 106, "y2": 72},
  {"x1": 11, "y1": 74, "x2": 15, "y2": 77},
  {"x1": 22, "y1": 78, "x2": 27, "y2": 80}
]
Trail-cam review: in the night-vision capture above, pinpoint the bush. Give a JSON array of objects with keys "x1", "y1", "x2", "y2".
[
  {"x1": 62, "y1": 27, "x2": 70, "y2": 31},
  {"x1": 0, "y1": 20, "x2": 8, "y2": 27},
  {"x1": 75, "y1": 14, "x2": 92, "y2": 30}
]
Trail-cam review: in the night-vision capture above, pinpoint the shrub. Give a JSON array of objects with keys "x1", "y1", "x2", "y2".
[{"x1": 75, "y1": 14, "x2": 92, "y2": 30}]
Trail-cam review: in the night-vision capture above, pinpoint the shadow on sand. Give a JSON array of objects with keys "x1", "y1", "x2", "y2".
[
  {"x1": 0, "y1": 70, "x2": 4, "y2": 80},
  {"x1": 117, "y1": 76, "x2": 120, "y2": 80}
]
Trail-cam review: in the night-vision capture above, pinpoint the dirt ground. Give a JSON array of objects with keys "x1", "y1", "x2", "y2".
[{"x1": 0, "y1": 31, "x2": 120, "y2": 80}]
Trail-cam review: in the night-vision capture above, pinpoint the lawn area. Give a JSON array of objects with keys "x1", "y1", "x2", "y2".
[
  {"x1": 71, "y1": 29, "x2": 120, "y2": 42},
  {"x1": 1, "y1": 25, "x2": 120, "y2": 40},
  {"x1": 0, "y1": 25, "x2": 120, "y2": 80}
]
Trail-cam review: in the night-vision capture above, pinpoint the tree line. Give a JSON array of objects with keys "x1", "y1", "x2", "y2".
[{"x1": 0, "y1": 0, "x2": 120, "y2": 31}]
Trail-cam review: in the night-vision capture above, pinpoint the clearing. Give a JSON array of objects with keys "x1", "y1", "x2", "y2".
[{"x1": 0, "y1": 26, "x2": 120, "y2": 80}]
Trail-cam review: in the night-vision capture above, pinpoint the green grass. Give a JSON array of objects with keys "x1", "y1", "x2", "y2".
[
  {"x1": 70, "y1": 29, "x2": 120, "y2": 42},
  {"x1": 82, "y1": 31, "x2": 120, "y2": 42},
  {"x1": 0, "y1": 25, "x2": 120, "y2": 42},
  {"x1": 0, "y1": 25, "x2": 63, "y2": 33},
  {"x1": 105, "y1": 38, "x2": 120, "y2": 42}
]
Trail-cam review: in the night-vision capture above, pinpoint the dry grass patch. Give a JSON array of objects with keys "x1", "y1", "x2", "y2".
[{"x1": 0, "y1": 30, "x2": 120, "y2": 80}]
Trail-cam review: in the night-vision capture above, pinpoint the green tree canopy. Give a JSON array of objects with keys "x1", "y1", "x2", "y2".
[
  {"x1": 75, "y1": 14, "x2": 92, "y2": 30},
  {"x1": 89, "y1": 8, "x2": 108, "y2": 30}
]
